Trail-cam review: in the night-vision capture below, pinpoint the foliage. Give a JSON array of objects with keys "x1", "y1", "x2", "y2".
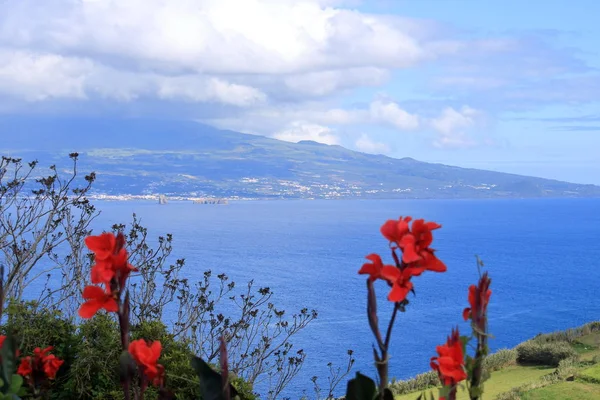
[
  {"x1": 516, "y1": 341, "x2": 578, "y2": 367},
  {"x1": 483, "y1": 349, "x2": 518, "y2": 372},
  {"x1": 529, "y1": 322, "x2": 600, "y2": 345},
  {"x1": 388, "y1": 371, "x2": 440, "y2": 396},
  {"x1": 576, "y1": 363, "x2": 600, "y2": 384},
  {"x1": 0, "y1": 155, "x2": 321, "y2": 398},
  {"x1": 388, "y1": 349, "x2": 517, "y2": 396},
  {"x1": 0, "y1": 301, "x2": 262, "y2": 400},
  {"x1": 520, "y1": 381, "x2": 600, "y2": 400}
]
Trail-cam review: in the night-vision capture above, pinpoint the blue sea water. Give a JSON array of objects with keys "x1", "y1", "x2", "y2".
[{"x1": 89, "y1": 198, "x2": 600, "y2": 398}]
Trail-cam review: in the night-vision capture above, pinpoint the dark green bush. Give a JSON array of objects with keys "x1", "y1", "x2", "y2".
[
  {"x1": 1, "y1": 301, "x2": 79, "y2": 399},
  {"x1": 1, "y1": 301, "x2": 256, "y2": 400},
  {"x1": 67, "y1": 313, "x2": 122, "y2": 399},
  {"x1": 516, "y1": 340, "x2": 577, "y2": 367}
]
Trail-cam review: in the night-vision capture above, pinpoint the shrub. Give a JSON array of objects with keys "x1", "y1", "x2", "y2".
[
  {"x1": 555, "y1": 356, "x2": 578, "y2": 379},
  {"x1": 1, "y1": 301, "x2": 79, "y2": 398},
  {"x1": 483, "y1": 348, "x2": 518, "y2": 371},
  {"x1": 388, "y1": 371, "x2": 440, "y2": 396},
  {"x1": 516, "y1": 340, "x2": 577, "y2": 366},
  {"x1": 131, "y1": 320, "x2": 256, "y2": 400},
  {"x1": 66, "y1": 313, "x2": 122, "y2": 399},
  {"x1": 386, "y1": 348, "x2": 517, "y2": 396},
  {"x1": 0, "y1": 301, "x2": 258, "y2": 400},
  {"x1": 530, "y1": 321, "x2": 600, "y2": 344}
]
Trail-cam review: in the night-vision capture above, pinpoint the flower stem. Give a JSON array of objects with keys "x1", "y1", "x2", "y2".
[{"x1": 118, "y1": 290, "x2": 132, "y2": 400}]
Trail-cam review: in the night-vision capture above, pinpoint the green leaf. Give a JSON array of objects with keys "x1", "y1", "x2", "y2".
[
  {"x1": 382, "y1": 388, "x2": 394, "y2": 400},
  {"x1": 7, "y1": 375, "x2": 21, "y2": 394},
  {"x1": 0, "y1": 335, "x2": 18, "y2": 394},
  {"x1": 415, "y1": 392, "x2": 435, "y2": 400},
  {"x1": 438, "y1": 385, "x2": 450, "y2": 399},
  {"x1": 469, "y1": 385, "x2": 483, "y2": 397},
  {"x1": 191, "y1": 356, "x2": 239, "y2": 400},
  {"x1": 345, "y1": 372, "x2": 377, "y2": 400}
]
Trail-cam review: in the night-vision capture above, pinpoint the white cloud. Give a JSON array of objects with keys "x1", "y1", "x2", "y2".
[
  {"x1": 431, "y1": 106, "x2": 478, "y2": 135},
  {"x1": 0, "y1": 0, "x2": 429, "y2": 75},
  {"x1": 369, "y1": 100, "x2": 420, "y2": 130},
  {"x1": 273, "y1": 121, "x2": 340, "y2": 145},
  {"x1": 0, "y1": 49, "x2": 266, "y2": 105},
  {"x1": 0, "y1": 50, "x2": 92, "y2": 101},
  {"x1": 0, "y1": 0, "x2": 456, "y2": 106},
  {"x1": 354, "y1": 134, "x2": 390, "y2": 154},
  {"x1": 199, "y1": 98, "x2": 420, "y2": 141},
  {"x1": 0, "y1": 0, "x2": 507, "y2": 154},
  {"x1": 430, "y1": 106, "x2": 483, "y2": 148},
  {"x1": 156, "y1": 76, "x2": 267, "y2": 106},
  {"x1": 282, "y1": 67, "x2": 390, "y2": 97}
]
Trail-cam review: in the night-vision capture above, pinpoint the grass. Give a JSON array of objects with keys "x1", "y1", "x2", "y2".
[
  {"x1": 391, "y1": 325, "x2": 600, "y2": 400},
  {"x1": 521, "y1": 381, "x2": 600, "y2": 400},
  {"x1": 576, "y1": 333, "x2": 600, "y2": 348},
  {"x1": 578, "y1": 363, "x2": 600, "y2": 384},
  {"x1": 574, "y1": 333, "x2": 600, "y2": 361},
  {"x1": 394, "y1": 365, "x2": 554, "y2": 400}
]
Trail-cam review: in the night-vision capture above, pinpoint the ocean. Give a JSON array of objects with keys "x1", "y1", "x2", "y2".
[{"x1": 88, "y1": 198, "x2": 600, "y2": 398}]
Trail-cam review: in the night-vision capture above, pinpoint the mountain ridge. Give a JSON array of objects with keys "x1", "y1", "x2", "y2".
[{"x1": 1, "y1": 115, "x2": 598, "y2": 199}]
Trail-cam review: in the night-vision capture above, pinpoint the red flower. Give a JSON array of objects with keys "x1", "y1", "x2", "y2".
[
  {"x1": 129, "y1": 339, "x2": 165, "y2": 385},
  {"x1": 42, "y1": 354, "x2": 64, "y2": 379},
  {"x1": 380, "y1": 217, "x2": 446, "y2": 273},
  {"x1": 430, "y1": 328, "x2": 467, "y2": 387},
  {"x1": 463, "y1": 272, "x2": 492, "y2": 323},
  {"x1": 78, "y1": 285, "x2": 119, "y2": 318},
  {"x1": 380, "y1": 266, "x2": 414, "y2": 302},
  {"x1": 380, "y1": 216, "x2": 412, "y2": 244},
  {"x1": 358, "y1": 254, "x2": 390, "y2": 282},
  {"x1": 17, "y1": 347, "x2": 63, "y2": 381},
  {"x1": 85, "y1": 232, "x2": 118, "y2": 261},
  {"x1": 0, "y1": 335, "x2": 5, "y2": 348},
  {"x1": 400, "y1": 219, "x2": 444, "y2": 265},
  {"x1": 86, "y1": 232, "x2": 137, "y2": 286},
  {"x1": 17, "y1": 357, "x2": 33, "y2": 377}
]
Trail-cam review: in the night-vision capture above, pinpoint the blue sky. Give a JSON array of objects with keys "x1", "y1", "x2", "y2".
[{"x1": 0, "y1": 0, "x2": 599, "y2": 183}]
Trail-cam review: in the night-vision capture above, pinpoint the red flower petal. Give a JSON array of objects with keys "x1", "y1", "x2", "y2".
[
  {"x1": 79, "y1": 299, "x2": 102, "y2": 319},
  {"x1": 388, "y1": 282, "x2": 412, "y2": 302},
  {"x1": 462, "y1": 307, "x2": 471, "y2": 321},
  {"x1": 359, "y1": 254, "x2": 384, "y2": 281},
  {"x1": 400, "y1": 235, "x2": 421, "y2": 263},
  {"x1": 82, "y1": 285, "x2": 107, "y2": 300},
  {"x1": 422, "y1": 252, "x2": 447, "y2": 272},
  {"x1": 85, "y1": 233, "x2": 117, "y2": 260},
  {"x1": 380, "y1": 220, "x2": 399, "y2": 242},
  {"x1": 380, "y1": 265, "x2": 401, "y2": 282},
  {"x1": 91, "y1": 262, "x2": 115, "y2": 284}
]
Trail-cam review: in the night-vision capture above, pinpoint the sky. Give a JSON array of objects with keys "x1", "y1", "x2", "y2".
[{"x1": 0, "y1": 0, "x2": 599, "y2": 184}]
